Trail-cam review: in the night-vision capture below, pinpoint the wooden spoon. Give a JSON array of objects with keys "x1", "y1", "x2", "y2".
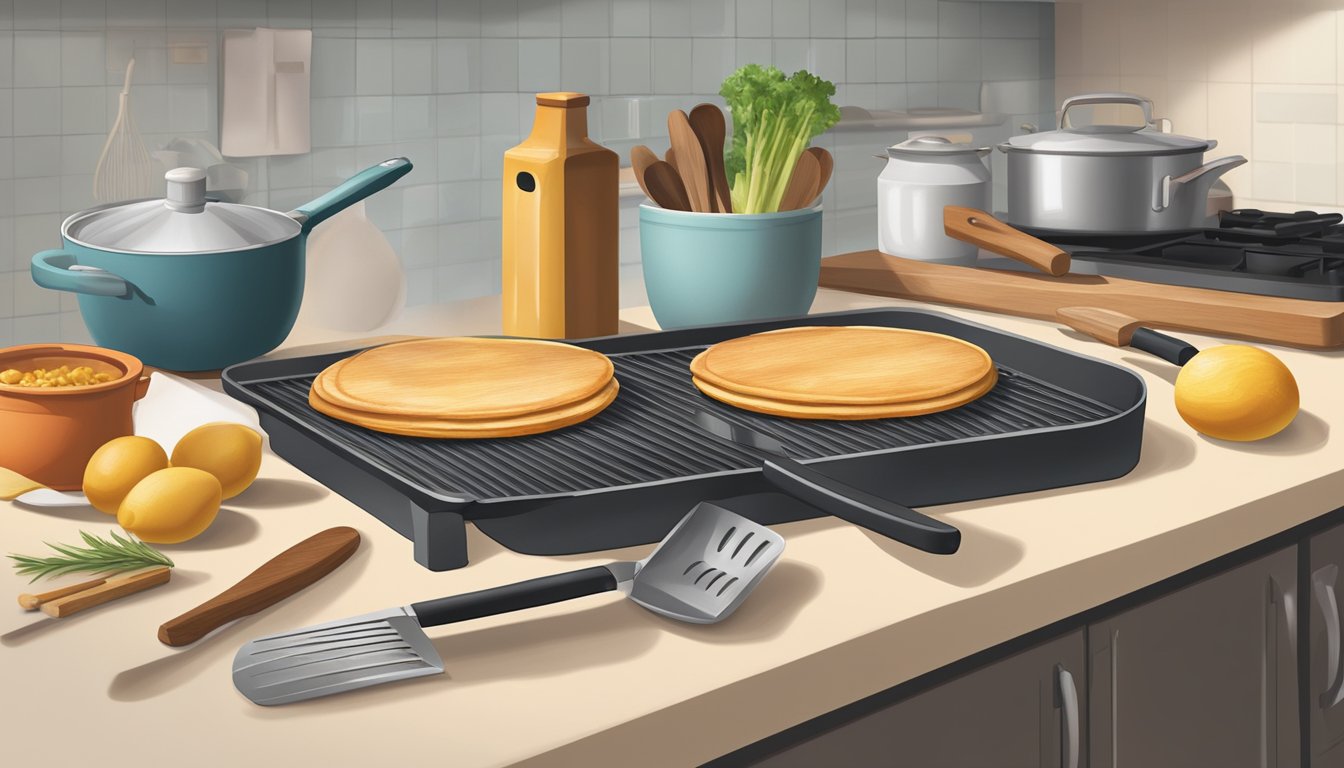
[
  {"x1": 806, "y1": 146, "x2": 833, "y2": 205},
  {"x1": 779, "y1": 150, "x2": 821, "y2": 211},
  {"x1": 643, "y1": 159, "x2": 692, "y2": 212},
  {"x1": 630, "y1": 145, "x2": 661, "y2": 203},
  {"x1": 943, "y1": 206, "x2": 1071, "y2": 276},
  {"x1": 668, "y1": 109, "x2": 711, "y2": 212},
  {"x1": 690, "y1": 103, "x2": 732, "y2": 213}
]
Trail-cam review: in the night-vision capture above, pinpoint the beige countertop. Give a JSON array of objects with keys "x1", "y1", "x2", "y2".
[{"x1": 3, "y1": 288, "x2": 1341, "y2": 767}]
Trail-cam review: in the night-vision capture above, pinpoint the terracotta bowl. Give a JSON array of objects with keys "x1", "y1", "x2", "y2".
[{"x1": 0, "y1": 344, "x2": 149, "y2": 490}]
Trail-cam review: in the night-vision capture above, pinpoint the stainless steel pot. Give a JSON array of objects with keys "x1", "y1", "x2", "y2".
[{"x1": 999, "y1": 93, "x2": 1246, "y2": 232}]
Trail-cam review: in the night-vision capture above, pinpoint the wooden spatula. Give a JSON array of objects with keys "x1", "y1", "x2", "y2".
[
  {"x1": 944, "y1": 206, "x2": 1070, "y2": 276},
  {"x1": 806, "y1": 146, "x2": 833, "y2": 205},
  {"x1": 668, "y1": 109, "x2": 712, "y2": 212},
  {"x1": 779, "y1": 150, "x2": 821, "y2": 211},
  {"x1": 157, "y1": 527, "x2": 360, "y2": 646},
  {"x1": 643, "y1": 159, "x2": 692, "y2": 212},
  {"x1": 690, "y1": 103, "x2": 732, "y2": 213}
]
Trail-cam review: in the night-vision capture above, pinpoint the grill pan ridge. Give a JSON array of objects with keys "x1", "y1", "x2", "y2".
[{"x1": 223, "y1": 309, "x2": 1147, "y2": 571}]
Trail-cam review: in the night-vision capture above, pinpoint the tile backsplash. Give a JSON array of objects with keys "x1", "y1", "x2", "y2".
[{"x1": 0, "y1": 0, "x2": 1053, "y2": 346}]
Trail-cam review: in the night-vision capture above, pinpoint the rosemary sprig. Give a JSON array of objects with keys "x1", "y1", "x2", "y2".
[{"x1": 9, "y1": 530, "x2": 175, "y2": 583}]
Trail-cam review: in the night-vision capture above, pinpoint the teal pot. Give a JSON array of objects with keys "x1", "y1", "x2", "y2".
[
  {"x1": 31, "y1": 158, "x2": 413, "y2": 371},
  {"x1": 639, "y1": 204, "x2": 822, "y2": 330}
]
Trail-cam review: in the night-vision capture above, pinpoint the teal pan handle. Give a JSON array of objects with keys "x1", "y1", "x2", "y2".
[
  {"x1": 31, "y1": 250, "x2": 130, "y2": 298},
  {"x1": 289, "y1": 157, "x2": 413, "y2": 234}
]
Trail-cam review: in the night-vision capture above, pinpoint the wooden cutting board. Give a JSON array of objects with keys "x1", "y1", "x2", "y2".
[
  {"x1": 689, "y1": 326, "x2": 994, "y2": 405},
  {"x1": 819, "y1": 250, "x2": 1344, "y2": 349},
  {"x1": 692, "y1": 368, "x2": 998, "y2": 420},
  {"x1": 309, "y1": 379, "x2": 620, "y2": 438},
  {"x1": 315, "y1": 337, "x2": 615, "y2": 419}
]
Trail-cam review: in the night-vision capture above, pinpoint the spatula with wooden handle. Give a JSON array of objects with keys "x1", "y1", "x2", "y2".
[
  {"x1": 690, "y1": 103, "x2": 732, "y2": 213},
  {"x1": 806, "y1": 146, "x2": 833, "y2": 205},
  {"x1": 1056, "y1": 306, "x2": 1199, "y2": 365},
  {"x1": 158, "y1": 527, "x2": 361, "y2": 646},
  {"x1": 779, "y1": 150, "x2": 821, "y2": 211},
  {"x1": 944, "y1": 206, "x2": 1071, "y2": 276}
]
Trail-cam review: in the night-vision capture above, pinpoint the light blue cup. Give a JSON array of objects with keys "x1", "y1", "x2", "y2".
[{"x1": 639, "y1": 204, "x2": 822, "y2": 329}]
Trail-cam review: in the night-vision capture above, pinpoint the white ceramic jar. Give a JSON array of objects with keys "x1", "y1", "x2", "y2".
[{"x1": 877, "y1": 136, "x2": 991, "y2": 263}]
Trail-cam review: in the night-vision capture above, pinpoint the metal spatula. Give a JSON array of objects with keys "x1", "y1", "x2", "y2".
[{"x1": 233, "y1": 502, "x2": 783, "y2": 706}]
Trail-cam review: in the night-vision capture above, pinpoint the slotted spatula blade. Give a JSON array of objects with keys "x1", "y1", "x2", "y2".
[{"x1": 233, "y1": 607, "x2": 444, "y2": 706}]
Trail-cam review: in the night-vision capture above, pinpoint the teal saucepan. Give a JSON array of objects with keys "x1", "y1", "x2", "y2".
[{"x1": 31, "y1": 158, "x2": 413, "y2": 371}]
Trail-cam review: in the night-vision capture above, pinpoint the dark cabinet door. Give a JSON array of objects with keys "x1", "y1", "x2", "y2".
[
  {"x1": 1310, "y1": 523, "x2": 1344, "y2": 765},
  {"x1": 754, "y1": 630, "x2": 1086, "y2": 768},
  {"x1": 1088, "y1": 547, "x2": 1298, "y2": 768}
]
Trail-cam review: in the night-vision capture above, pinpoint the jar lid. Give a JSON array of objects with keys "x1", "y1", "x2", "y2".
[
  {"x1": 63, "y1": 168, "x2": 300, "y2": 254},
  {"x1": 886, "y1": 136, "x2": 991, "y2": 158}
]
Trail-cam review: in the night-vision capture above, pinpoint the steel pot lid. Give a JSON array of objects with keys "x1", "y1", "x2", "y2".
[
  {"x1": 63, "y1": 168, "x2": 300, "y2": 254},
  {"x1": 1000, "y1": 124, "x2": 1213, "y2": 156},
  {"x1": 886, "y1": 136, "x2": 991, "y2": 158}
]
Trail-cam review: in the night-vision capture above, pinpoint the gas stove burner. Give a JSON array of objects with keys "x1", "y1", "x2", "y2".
[{"x1": 1219, "y1": 208, "x2": 1344, "y2": 238}]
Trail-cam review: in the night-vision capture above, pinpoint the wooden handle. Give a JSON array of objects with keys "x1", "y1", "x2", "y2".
[
  {"x1": 943, "y1": 207, "x2": 1070, "y2": 276},
  {"x1": 630, "y1": 145, "x2": 660, "y2": 204},
  {"x1": 40, "y1": 567, "x2": 171, "y2": 617},
  {"x1": 644, "y1": 160, "x2": 692, "y2": 212},
  {"x1": 807, "y1": 147, "x2": 833, "y2": 206},
  {"x1": 157, "y1": 527, "x2": 360, "y2": 647},
  {"x1": 1056, "y1": 306, "x2": 1144, "y2": 347},
  {"x1": 668, "y1": 109, "x2": 711, "y2": 212},
  {"x1": 19, "y1": 575, "x2": 108, "y2": 610}
]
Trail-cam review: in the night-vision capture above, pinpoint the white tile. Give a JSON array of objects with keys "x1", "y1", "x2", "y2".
[
  {"x1": 906, "y1": 38, "x2": 936, "y2": 83},
  {"x1": 651, "y1": 38, "x2": 691, "y2": 94},
  {"x1": 1208, "y1": 82, "x2": 1252, "y2": 160},
  {"x1": 12, "y1": 314, "x2": 60, "y2": 344},
  {"x1": 1295, "y1": 123, "x2": 1336, "y2": 165},
  {"x1": 217, "y1": 0, "x2": 267, "y2": 27},
  {"x1": 874, "y1": 0, "x2": 903, "y2": 37},
  {"x1": 735, "y1": 37, "x2": 771, "y2": 70},
  {"x1": 168, "y1": 84, "x2": 208, "y2": 132},
  {"x1": 357, "y1": 0, "x2": 393, "y2": 33},
  {"x1": 480, "y1": 38, "x2": 519, "y2": 92},
  {"x1": 60, "y1": 85, "x2": 106, "y2": 134},
  {"x1": 873, "y1": 82, "x2": 907, "y2": 109},
  {"x1": 356, "y1": 95, "x2": 394, "y2": 143},
  {"x1": 809, "y1": 38, "x2": 845, "y2": 84},
  {"x1": 400, "y1": 182, "x2": 438, "y2": 228},
  {"x1": 106, "y1": 0, "x2": 169, "y2": 28},
  {"x1": 62, "y1": 0, "x2": 107, "y2": 28},
  {"x1": 356, "y1": 39, "x2": 393, "y2": 95},
  {"x1": 436, "y1": 38, "x2": 480, "y2": 94},
  {"x1": 60, "y1": 32, "x2": 105, "y2": 86},
  {"x1": 13, "y1": 214, "x2": 59, "y2": 270},
  {"x1": 691, "y1": 38, "x2": 732, "y2": 95},
  {"x1": 773, "y1": 37, "x2": 808, "y2": 73},
  {"x1": 13, "y1": 136, "x2": 56, "y2": 178},
  {"x1": 980, "y1": 39, "x2": 1037, "y2": 82},
  {"x1": 480, "y1": 178, "x2": 502, "y2": 216},
  {"x1": 1255, "y1": 86, "x2": 1336, "y2": 125},
  {"x1": 0, "y1": 138, "x2": 11, "y2": 178},
  {"x1": 1253, "y1": 122, "x2": 1293, "y2": 164},
  {"x1": 313, "y1": 37, "x2": 356, "y2": 97},
  {"x1": 437, "y1": 92, "x2": 480, "y2": 136},
  {"x1": 611, "y1": 0, "x2": 650, "y2": 36},
  {"x1": 846, "y1": 0, "x2": 874, "y2": 38},
  {"x1": 435, "y1": 258, "x2": 499, "y2": 300},
  {"x1": 391, "y1": 0, "x2": 435, "y2": 36},
  {"x1": 13, "y1": 88, "x2": 59, "y2": 136},
  {"x1": 438, "y1": 180, "x2": 480, "y2": 223},
  {"x1": 392, "y1": 38, "x2": 434, "y2": 95},
  {"x1": 980, "y1": 1, "x2": 1035, "y2": 38},
  {"x1": 15, "y1": 31, "x2": 60, "y2": 87},
  {"x1": 311, "y1": 146, "x2": 357, "y2": 185},
  {"x1": 166, "y1": 0, "x2": 217, "y2": 27},
  {"x1": 810, "y1": 0, "x2": 845, "y2": 38},
  {"x1": 736, "y1": 0, "x2": 771, "y2": 38},
  {"x1": 563, "y1": 0, "x2": 611, "y2": 37},
  {"x1": 518, "y1": 0, "x2": 562, "y2": 37},
  {"x1": 1251, "y1": 161, "x2": 1293, "y2": 202},
  {"x1": 905, "y1": 0, "x2": 937, "y2": 38},
  {"x1": 437, "y1": 0, "x2": 480, "y2": 36},
  {"x1": 980, "y1": 78, "x2": 1040, "y2": 115},
  {"x1": 479, "y1": 92, "x2": 519, "y2": 135},
  {"x1": 438, "y1": 136, "x2": 480, "y2": 180},
  {"x1": 610, "y1": 38, "x2": 651, "y2": 95},
  {"x1": 846, "y1": 39, "x2": 875, "y2": 84},
  {"x1": 938, "y1": 38, "x2": 979, "y2": 82},
  {"x1": 1253, "y1": 11, "x2": 1335, "y2": 86},
  {"x1": 874, "y1": 38, "x2": 904, "y2": 83},
  {"x1": 397, "y1": 224, "x2": 437, "y2": 269},
  {"x1": 0, "y1": 271, "x2": 10, "y2": 316},
  {"x1": 771, "y1": 0, "x2": 808, "y2": 37},
  {"x1": 650, "y1": 0, "x2": 691, "y2": 37},
  {"x1": 0, "y1": 36, "x2": 13, "y2": 88},
  {"x1": 267, "y1": 153, "x2": 311, "y2": 189},
  {"x1": 691, "y1": 0, "x2": 733, "y2": 37},
  {"x1": 480, "y1": 0, "x2": 518, "y2": 37},
  {"x1": 270, "y1": 0, "x2": 313, "y2": 28},
  {"x1": 59, "y1": 311, "x2": 93, "y2": 344},
  {"x1": 311, "y1": 96, "x2": 357, "y2": 147},
  {"x1": 438, "y1": 220, "x2": 482, "y2": 263},
  {"x1": 518, "y1": 37, "x2": 561, "y2": 93},
  {"x1": 394, "y1": 94, "x2": 435, "y2": 139},
  {"x1": 127, "y1": 83, "x2": 168, "y2": 132}
]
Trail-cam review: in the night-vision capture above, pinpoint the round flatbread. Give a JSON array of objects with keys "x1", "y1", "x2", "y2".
[
  {"x1": 309, "y1": 378, "x2": 620, "y2": 438},
  {"x1": 316, "y1": 337, "x2": 615, "y2": 420},
  {"x1": 691, "y1": 367, "x2": 997, "y2": 420},
  {"x1": 690, "y1": 326, "x2": 994, "y2": 406}
]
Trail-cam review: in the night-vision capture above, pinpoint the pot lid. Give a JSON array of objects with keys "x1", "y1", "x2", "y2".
[
  {"x1": 1000, "y1": 124, "x2": 1213, "y2": 156},
  {"x1": 63, "y1": 168, "x2": 300, "y2": 254},
  {"x1": 886, "y1": 136, "x2": 991, "y2": 158}
]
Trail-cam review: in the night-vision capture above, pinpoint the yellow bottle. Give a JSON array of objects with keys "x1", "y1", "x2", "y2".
[{"x1": 502, "y1": 92, "x2": 618, "y2": 339}]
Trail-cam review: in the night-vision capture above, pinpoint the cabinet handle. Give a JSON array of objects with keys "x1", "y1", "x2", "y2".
[
  {"x1": 1313, "y1": 564, "x2": 1344, "y2": 708},
  {"x1": 1055, "y1": 663, "x2": 1080, "y2": 768}
]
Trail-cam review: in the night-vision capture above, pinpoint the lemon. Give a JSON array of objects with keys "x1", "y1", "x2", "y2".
[
  {"x1": 170, "y1": 422, "x2": 263, "y2": 499},
  {"x1": 117, "y1": 467, "x2": 222, "y2": 544},
  {"x1": 1174, "y1": 345, "x2": 1299, "y2": 441},
  {"x1": 83, "y1": 436, "x2": 169, "y2": 515}
]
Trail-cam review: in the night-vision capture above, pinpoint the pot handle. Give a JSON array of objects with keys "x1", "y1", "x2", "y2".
[
  {"x1": 288, "y1": 157, "x2": 413, "y2": 234},
  {"x1": 31, "y1": 250, "x2": 130, "y2": 298},
  {"x1": 1060, "y1": 92, "x2": 1153, "y2": 130},
  {"x1": 1153, "y1": 155, "x2": 1247, "y2": 212},
  {"x1": 134, "y1": 374, "x2": 152, "y2": 400}
]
